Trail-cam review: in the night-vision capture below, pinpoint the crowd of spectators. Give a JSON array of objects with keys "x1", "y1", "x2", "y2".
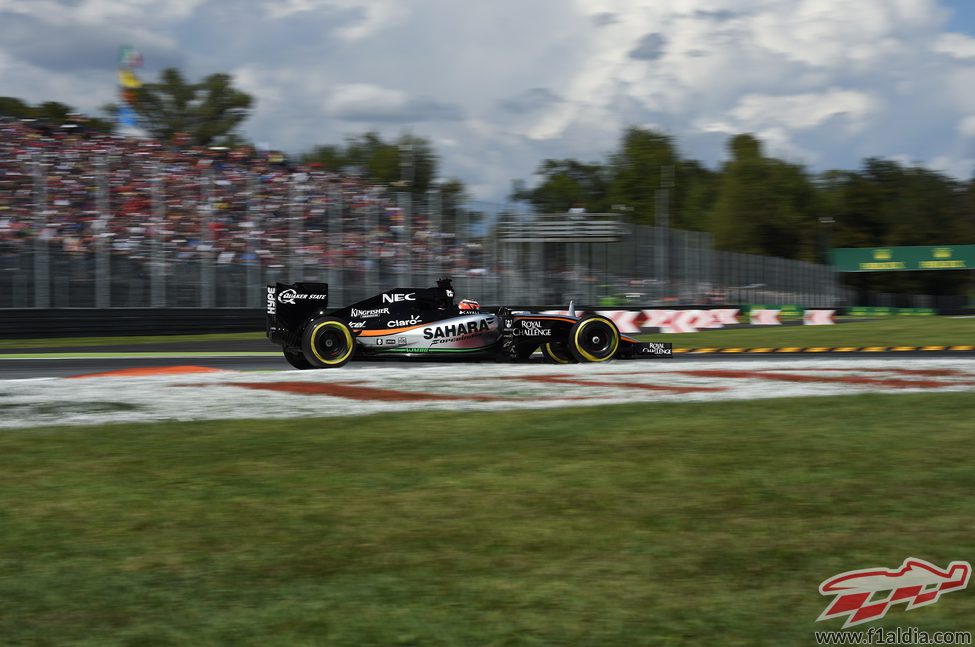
[{"x1": 0, "y1": 116, "x2": 476, "y2": 276}]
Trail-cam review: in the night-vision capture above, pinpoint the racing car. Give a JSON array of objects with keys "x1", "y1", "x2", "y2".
[{"x1": 265, "y1": 277, "x2": 672, "y2": 368}]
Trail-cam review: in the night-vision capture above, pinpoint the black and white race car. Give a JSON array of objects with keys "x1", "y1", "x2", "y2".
[{"x1": 265, "y1": 278, "x2": 672, "y2": 368}]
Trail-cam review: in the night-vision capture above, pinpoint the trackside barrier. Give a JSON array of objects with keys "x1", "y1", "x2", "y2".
[
  {"x1": 544, "y1": 307, "x2": 841, "y2": 333},
  {"x1": 0, "y1": 309, "x2": 264, "y2": 339},
  {"x1": 804, "y1": 310, "x2": 835, "y2": 325},
  {"x1": 847, "y1": 306, "x2": 937, "y2": 316},
  {"x1": 750, "y1": 309, "x2": 782, "y2": 326}
]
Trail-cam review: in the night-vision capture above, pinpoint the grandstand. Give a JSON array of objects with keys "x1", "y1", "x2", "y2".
[{"x1": 1, "y1": 115, "x2": 842, "y2": 309}]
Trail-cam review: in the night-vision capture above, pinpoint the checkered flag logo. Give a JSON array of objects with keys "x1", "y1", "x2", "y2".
[{"x1": 818, "y1": 558, "x2": 971, "y2": 628}]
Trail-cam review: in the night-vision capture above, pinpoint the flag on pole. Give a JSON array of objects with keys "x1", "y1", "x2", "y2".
[
  {"x1": 117, "y1": 104, "x2": 138, "y2": 128},
  {"x1": 118, "y1": 45, "x2": 143, "y2": 68},
  {"x1": 117, "y1": 45, "x2": 144, "y2": 130}
]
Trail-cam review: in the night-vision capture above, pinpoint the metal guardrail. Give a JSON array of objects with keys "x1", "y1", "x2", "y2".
[{"x1": 0, "y1": 308, "x2": 265, "y2": 339}]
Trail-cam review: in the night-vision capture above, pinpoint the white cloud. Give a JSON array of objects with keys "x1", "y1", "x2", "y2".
[
  {"x1": 263, "y1": 0, "x2": 405, "y2": 40},
  {"x1": 933, "y1": 32, "x2": 975, "y2": 58},
  {"x1": 726, "y1": 89, "x2": 880, "y2": 132},
  {"x1": 323, "y1": 83, "x2": 462, "y2": 122},
  {"x1": 1, "y1": 0, "x2": 974, "y2": 198},
  {"x1": 958, "y1": 115, "x2": 975, "y2": 137}
]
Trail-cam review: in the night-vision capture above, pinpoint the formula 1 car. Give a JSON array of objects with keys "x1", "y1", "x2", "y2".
[{"x1": 265, "y1": 278, "x2": 672, "y2": 368}]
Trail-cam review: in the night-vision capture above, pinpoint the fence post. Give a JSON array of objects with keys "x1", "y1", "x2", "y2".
[
  {"x1": 32, "y1": 150, "x2": 49, "y2": 308},
  {"x1": 245, "y1": 171, "x2": 259, "y2": 307},
  {"x1": 369, "y1": 193, "x2": 380, "y2": 296},
  {"x1": 288, "y1": 172, "x2": 303, "y2": 286},
  {"x1": 200, "y1": 165, "x2": 214, "y2": 307},
  {"x1": 95, "y1": 154, "x2": 110, "y2": 308},
  {"x1": 151, "y1": 160, "x2": 166, "y2": 307},
  {"x1": 329, "y1": 182, "x2": 342, "y2": 306}
]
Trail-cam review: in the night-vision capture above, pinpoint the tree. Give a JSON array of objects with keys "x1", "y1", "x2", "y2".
[
  {"x1": 0, "y1": 96, "x2": 31, "y2": 118},
  {"x1": 817, "y1": 158, "x2": 973, "y2": 296},
  {"x1": 710, "y1": 134, "x2": 820, "y2": 259},
  {"x1": 510, "y1": 158, "x2": 611, "y2": 213},
  {"x1": 509, "y1": 127, "x2": 719, "y2": 228},
  {"x1": 301, "y1": 132, "x2": 445, "y2": 197},
  {"x1": 607, "y1": 128, "x2": 680, "y2": 224},
  {"x1": 1, "y1": 96, "x2": 113, "y2": 134},
  {"x1": 299, "y1": 131, "x2": 469, "y2": 230},
  {"x1": 128, "y1": 68, "x2": 253, "y2": 147}
]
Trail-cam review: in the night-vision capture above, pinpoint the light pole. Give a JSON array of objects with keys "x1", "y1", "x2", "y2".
[
  {"x1": 819, "y1": 216, "x2": 836, "y2": 306},
  {"x1": 427, "y1": 179, "x2": 443, "y2": 284},
  {"x1": 612, "y1": 204, "x2": 634, "y2": 303},
  {"x1": 656, "y1": 166, "x2": 674, "y2": 301},
  {"x1": 399, "y1": 142, "x2": 413, "y2": 282}
]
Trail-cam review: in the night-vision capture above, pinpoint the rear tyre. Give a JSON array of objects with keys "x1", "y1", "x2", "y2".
[
  {"x1": 283, "y1": 347, "x2": 312, "y2": 370},
  {"x1": 567, "y1": 315, "x2": 620, "y2": 363},
  {"x1": 301, "y1": 317, "x2": 355, "y2": 368},
  {"x1": 541, "y1": 341, "x2": 578, "y2": 364}
]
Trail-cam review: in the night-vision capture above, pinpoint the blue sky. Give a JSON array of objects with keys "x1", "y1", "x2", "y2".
[
  {"x1": 1, "y1": 0, "x2": 975, "y2": 201},
  {"x1": 945, "y1": 0, "x2": 975, "y2": 30}
]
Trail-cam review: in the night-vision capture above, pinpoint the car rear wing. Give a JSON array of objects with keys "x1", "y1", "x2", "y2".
[{"x1": 265, "y1": 282, "x2": 329, "y2": 344}]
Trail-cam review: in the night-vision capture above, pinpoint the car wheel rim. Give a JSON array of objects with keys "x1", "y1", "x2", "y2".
[
  {"x1": 315, "y1": 327, "x2": 348, "y2": 361},
  {"x1": 581, "y1": 323, "x2": 612, "y2": 355}
]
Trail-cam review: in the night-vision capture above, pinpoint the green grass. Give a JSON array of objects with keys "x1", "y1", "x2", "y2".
[
  {"x1": 2, "y1": 394, "x2": 974, "y2": 645},
  {"x1": 0, "y1": 332, "x2": 265, "y2": 350},
  {"x1": 638, "y1": 316, "x2": 974, "y2": 348}
]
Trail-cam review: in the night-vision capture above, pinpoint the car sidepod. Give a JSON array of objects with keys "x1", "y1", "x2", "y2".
[{"x1": 356, "y1": 313, "x2": 502, "y2": 355}]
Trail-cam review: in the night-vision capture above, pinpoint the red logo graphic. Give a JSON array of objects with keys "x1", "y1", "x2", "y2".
[{"x1": 818, "y1": 558, "x2": 971, "y2": 627}]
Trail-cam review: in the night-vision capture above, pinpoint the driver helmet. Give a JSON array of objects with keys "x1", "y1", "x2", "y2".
[{"x1": 458, "y1": 298, "x2": 480, "y2": 312}]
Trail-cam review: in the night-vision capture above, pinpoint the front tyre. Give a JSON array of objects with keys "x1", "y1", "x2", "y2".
[
  {"x1": 301, "y1": 317, "x2": 356, "y2": 368},
  {"x1": 541, "y1": 341, "x2": 578, "y2": 364},
  {"x1": 567, "y1": 315, "x2": 620, "y2": 363}
]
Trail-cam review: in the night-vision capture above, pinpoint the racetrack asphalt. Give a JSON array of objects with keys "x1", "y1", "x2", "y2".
[{"x1": 2, "y1": 345, "x2": 973, "y2": 379}]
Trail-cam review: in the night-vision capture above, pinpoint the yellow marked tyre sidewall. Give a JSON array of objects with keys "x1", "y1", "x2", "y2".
[
  {"x1": 542, "y1": 342, "x2": 575, "y2": 364},
  {"x1": 571, "y1": 317, "x2": 620, "y2": 363},
  {"x1": 306, "y1": 319, "x2": 354, "y2": 367}
]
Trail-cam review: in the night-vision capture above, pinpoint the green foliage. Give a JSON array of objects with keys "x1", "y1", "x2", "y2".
[
  {"x1": 607, "y1": 127, "x2": 679, "y2": 223},
  {"x1": 511, "y1": 158, "x2": 611, "y2": 212},
  {"x1": 300, "y1": 132, "x2": 469, "y2": 228},
  {"x1": 508, "y1": 125, "x2": 973, "y2": 294},
  {"x1": 303, "y1": 132, "x2": 438, "y2": 192},
  {"x1": 818, "y1": 158, "x2": 975, "y2": 294},
  {"x1": 0, "y1": 96, "x2": 113, "y2": 133},
  {"x1": 511, "y1": 128, "x2": 718, "y2": 230},
  {"x1": 0, "y1": 96, "x2": 32, "y2": 118},
  {"x1": 132, "y1": 67, "x2": 253, "y2": 147},
  {"x1": 710, "y1": 134, "x2": 821, "y2": 260}
]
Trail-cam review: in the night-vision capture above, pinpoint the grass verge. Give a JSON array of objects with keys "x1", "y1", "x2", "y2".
[
  {"x1": 2, "y1": 393, "x2": 974, "y2": 645},
  {"x1": 638, "y1": 316, "x2": 974, "y2": 348}
]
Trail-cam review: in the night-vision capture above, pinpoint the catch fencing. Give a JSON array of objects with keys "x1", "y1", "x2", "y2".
[
  {"x1": 1, "y1": 152, "x2": 843, "y2": 309},
  {"x1": 0, "y1": 228, "x2": 843, "y2": 310}
]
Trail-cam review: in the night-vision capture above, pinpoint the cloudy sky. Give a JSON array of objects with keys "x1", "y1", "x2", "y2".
[{"x1": 2, "y1": 0, "x2": 975, "y2": 202}]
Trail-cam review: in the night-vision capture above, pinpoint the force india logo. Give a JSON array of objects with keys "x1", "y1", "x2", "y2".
[
  {"x1": 423, "y1": 319, "x2": 491, "y2": 340},
  {"x1": 278, "y1": 289, "x2": 327, "y2": 305}
]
